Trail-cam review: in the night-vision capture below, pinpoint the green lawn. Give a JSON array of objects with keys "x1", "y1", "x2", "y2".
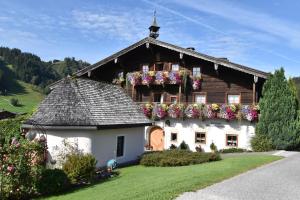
[
  {"x1": 0, "y1": 80, "x2": 44, "y2": 113},
  {"x1": 44, "y1": 155, "x2": 281, "y2": 200}
]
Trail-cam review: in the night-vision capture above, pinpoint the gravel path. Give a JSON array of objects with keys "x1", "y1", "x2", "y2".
[{"x1": 177, "y1": 151, "x2": 300, "y2": 200}]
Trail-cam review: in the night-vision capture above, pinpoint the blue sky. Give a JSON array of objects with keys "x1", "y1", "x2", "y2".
[{"x1": 0, "y1": 0, "x2": 299, "y2": 77}]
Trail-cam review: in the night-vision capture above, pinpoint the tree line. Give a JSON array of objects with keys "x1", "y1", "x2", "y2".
[{"x1": 0, "y1": 47, "x2": 90, "y2": 93}]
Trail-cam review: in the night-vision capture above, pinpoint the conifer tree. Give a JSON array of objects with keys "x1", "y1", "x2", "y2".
[{"x1": 256, "y1": 68, "x2": 300, "y2": 150}]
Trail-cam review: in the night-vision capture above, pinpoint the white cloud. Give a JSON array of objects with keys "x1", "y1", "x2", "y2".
[
  {"x1": 172, "y1": 0, "x2": 300, "y2": 48},
  {"x1": 71, "y1": 9, "x2": 149, "y2": 41}
]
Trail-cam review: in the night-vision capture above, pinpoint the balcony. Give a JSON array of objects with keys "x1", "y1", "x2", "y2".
[
  {"x1": 138, "y1": 102, "x2": 259, "y2": 122},
  {"x1": 113, "y1": 70, "x2": 202, "y2": 90}
]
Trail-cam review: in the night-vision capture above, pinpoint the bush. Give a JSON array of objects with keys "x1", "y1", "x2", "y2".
[
  {"x1": 210, "y1": 142, "x2": 217, "y2": 152},
  {"x1": 37, "y1": 169, "x2": 70, "y2": 195},
  {"x1": 219, "y1": 148, "x2": 248, "y2": 153},
  {"x1": 251, "y1": 134, "x2": 273, "y2": 152},
  {"x1": 10, "y1": 98, "x2": 20, "y2": 106},
  {"x1": 169, "y1": 144, "x2": 177, "y2": 149},
  {"x1": 178, "y1": 141, "x2": 189, "y2": 150},
  {"x1": 62, "y1": 153, "x2": 97, "y2": 184},
  {"x1": 195, "y1": 145, "x2": 204, "y2": 152},
  {"x1": 140, "y1": 150, "x2": 221, "y2": 167}
]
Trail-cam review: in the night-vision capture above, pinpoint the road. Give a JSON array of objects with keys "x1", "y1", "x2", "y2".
[{"x1": 177, "y1": 151, "x2": 300, "y2": 200}]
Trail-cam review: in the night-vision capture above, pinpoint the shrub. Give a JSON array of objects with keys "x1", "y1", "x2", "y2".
[
  {"x1": 210, "y1": 142, "x2": 217, "y2": 152},
  {"x1": 140, "y1": 150, "x2": 221, "y2": 167},
  {"x1": 37, "y1": 169, "x2": 70, "y2": 195},
  {"x1": 178, "y1": 141, "x2": 189, "y2": 150},
  {"x1": 169, "y1": 144, "x2": 177, "y2": 149},
  {"x1": 62, "y1": 153, "x2": 97, "y2": 184},
  {"x1": 251, "y1": 134, "x2": 273, "y2": 152},
  {"x1": 10, "y1": 98, "x2": 20, "y2": 106},
  {"x1": 195, "y1": 145, "x2": 204, "y2": 152},
  {"x1": 219, "y1": 148, "x2": 248, "y2": 153}
]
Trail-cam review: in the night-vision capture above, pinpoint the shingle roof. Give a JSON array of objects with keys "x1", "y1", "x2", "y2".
[{"x1": 25, "y1": 78, "x2": 152, "y2": 128}]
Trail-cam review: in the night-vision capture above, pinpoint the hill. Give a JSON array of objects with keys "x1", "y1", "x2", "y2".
[
  {"x1": 0, "y1": 80, "x2": 44, "y2": 113},
  {"x1": 0, "y1": 47, "x2": 90, "y2": 92},
  {"x1": 0, "y1": 47, "x2": 90, "y2": 113}
]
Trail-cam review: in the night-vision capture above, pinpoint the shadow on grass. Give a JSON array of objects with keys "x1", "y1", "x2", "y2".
[{"x1": 38, "y1": 172, "x2": 121, "y2": 199}]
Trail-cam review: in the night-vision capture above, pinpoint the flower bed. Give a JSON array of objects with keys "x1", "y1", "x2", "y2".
[{"x1": 141, "y1": 103, "x2": 259, "y2": 122}]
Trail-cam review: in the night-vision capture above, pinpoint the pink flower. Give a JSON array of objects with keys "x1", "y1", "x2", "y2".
[{"x1": 7, "y1": 165, "x2": 15, "y2": 173}]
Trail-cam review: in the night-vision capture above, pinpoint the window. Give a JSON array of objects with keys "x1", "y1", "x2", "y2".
[
  {"x1": 226, "y1": 134, "x2": 238, "y2": 147},
  {"x1": 170, "y1": 96, "x2": 178, "y2": 104},
  {"x1": 192, "y1": 67, "x2": 201, "y2": 76},
  {"x1": 142, "y1": 64, "x2": 149, "y2": 73},
  {"x1": 116, "y1": 136, "x2": 125, "y2": 157},
  {"x1": 171, "y1": 63, "x2": 179, "y2": 71},
  {"x1": 171, "y1": 133, "x2": 177, "y2": 142},
  {"x1": 194, "y1": 94, "x2": 206, "y2": 104},
  {"x1": 195, "y1": 132, "x2": 206, "y2": 144},
  {"x1": 153, "y1": 93, "x2": 163, "y2": 103},
  {"x1": 227, "y1": 94, "x2": 240, "y2": 104},
  {"x1": 155, "y1": 63, "x2": 163, "y2": 71}
]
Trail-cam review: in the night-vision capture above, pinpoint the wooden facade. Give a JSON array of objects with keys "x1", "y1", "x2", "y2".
[{"x1": 80, "y1": 39, "x2": 267, "y2": 106}]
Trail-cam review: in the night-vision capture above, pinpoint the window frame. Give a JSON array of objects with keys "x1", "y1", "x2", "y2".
[
  {"x1": 152, "y1": 92, "x2": 163, "y2": 103},
  {"x1": 192, "y1": 67, "x2": 201, "y2": 76},
  {"x1": 193, "y1": 92, "x2": 207, "y2": 104},
  {"x1": 170, "y1": 95, "x2": 178, "y2": 104},
  {"x1": 116, "y1": 135, "x2": 125, "y2": 158},
  {"x1": 226, "y1": 134, "x2": 238, "y2": 147},
  {"x1": 141, "y1": 64, "x2": 149, "y2": 73},
  {"x1": 171, "y1": 63, "x2": 180, "y2": 71},
  {"x1": 195, "y1": 132, "x2": 206, "y2": 144},
  {"x1": 227, "y1": 94, "x2": 241, "y2": 104},
  {"x1": 171, "y1": 132, "x2": 178, "y2": 142}
]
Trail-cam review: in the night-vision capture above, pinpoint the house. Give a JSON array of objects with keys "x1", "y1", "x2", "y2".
[
  {"x1": 22, "y1": 78, "x2": 152, "y2": 166},
  {"x1": 24, "y1": 14, "x2": 270, "y2": 165},
  {"x1": 53, "y1": 15, "x2": 268, "y2": 152}
]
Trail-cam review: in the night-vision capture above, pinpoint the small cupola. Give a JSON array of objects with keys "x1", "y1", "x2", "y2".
[{"x1": 149, "y1": 10, "x2": 160, "y2": 39}]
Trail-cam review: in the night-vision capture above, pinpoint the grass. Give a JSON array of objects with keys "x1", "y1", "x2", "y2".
[
  {"x1": 44, "y1": 155, "x2": 281, "y2": 200},
  {"x1": 0, "y1": 80, "x2": 44, "y2": 113}
]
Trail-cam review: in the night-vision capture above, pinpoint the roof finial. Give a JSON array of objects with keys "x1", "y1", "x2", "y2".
[{"x1": 149, "y1": 10, "x2": 160, "y2": 39}]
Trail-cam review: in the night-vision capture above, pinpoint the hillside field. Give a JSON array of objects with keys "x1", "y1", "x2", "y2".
[{"x1": 0, "y1": 80, "x2": 44, "y2": 113}]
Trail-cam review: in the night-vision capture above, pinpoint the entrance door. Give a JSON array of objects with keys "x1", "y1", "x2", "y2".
[{"x1": 150, "y1": 127, "x2": 164, "y2": 151}]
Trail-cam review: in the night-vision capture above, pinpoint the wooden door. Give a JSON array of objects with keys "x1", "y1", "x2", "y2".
[{"x1": 150, "y1": 127, "x2": 164, "y2": 151}]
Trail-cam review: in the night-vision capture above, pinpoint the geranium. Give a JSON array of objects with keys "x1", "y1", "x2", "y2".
[
  {"x1": 142, "y1": 103, "x2": 153, "y2": 118},
  {"x1": 240, "y1": 105, "x2": 259, "y2": 122},
  {"x1": 203, "y1": 105, "x2": 218, "y2": 119},
  {"x1": 220, "y1": 104, "x2": 237, "y2": 121},
  {"x1": 154, "y1": 103, "x2": 168, "y2": 119},
  {"x1": 211, "y1": 104, "x2": 220, "y2": 112},
  {"x1": 127, "y1": 72, "x2": 141, "y2": 85},
  {"x1": 168, "y1": 104, "x2": 183, "y2": 118},
  {"x1": 184, "y1": 104, "x2": 202, "y2": 118},
  {"x1": 192, "y1": 75, "x2": 202, "y2": 90},
  {"x1": 141, "y1": 72, "x2": 155, "y2": 85},
  {"x1": 155, "y1": 71, "x2": 168, "y2": 85},
  {"x1": 169, "y1": 71, "x2": 181, "y2": 84}
]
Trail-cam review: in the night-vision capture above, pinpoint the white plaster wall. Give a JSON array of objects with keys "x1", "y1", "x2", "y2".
[
  {"x1": 28, "y1": 126, "x2": 145, "y2": 167},
  {"x1": 92, "y1": 127, "x2": 145, "y2": 166},
  {"x1": 148, "y1": 119, "x2": 255, "y2": 152}
]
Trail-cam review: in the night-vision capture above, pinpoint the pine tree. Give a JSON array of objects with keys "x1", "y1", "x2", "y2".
[{"x1": 256, "y1": 68, "x2": 300, "y2": 150}]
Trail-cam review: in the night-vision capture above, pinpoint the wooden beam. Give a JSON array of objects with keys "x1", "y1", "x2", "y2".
[
  {"x1": 252, "y1": 83, "x2": 256, "y2": 105},
  {"x1": 178, "y1": 85, "x2": 182, "y2": 103}
]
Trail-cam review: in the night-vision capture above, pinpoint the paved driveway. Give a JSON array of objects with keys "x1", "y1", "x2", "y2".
[{"x1": 177, "y1": 151, "x2": 300, "y2": 200}]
